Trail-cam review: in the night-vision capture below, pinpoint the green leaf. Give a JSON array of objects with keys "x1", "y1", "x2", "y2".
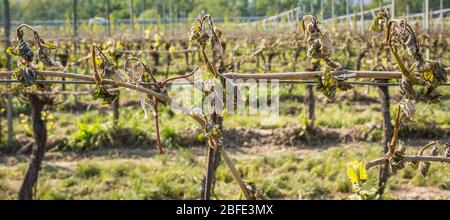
[
  {"x1": 193, "y1": 21, "x2": 202, "y2": 33},
  {"x1": 43, "y1": 41, "x2": 57, "y2": 50},
  {"x1": 347, "y1": 160, "x2": 367, "y2": 185},
  {"x1": 95, "y1": 58, "x2": 103, "y2": 66},
  {"x1": 6, "y1": 47, "x2": 19, "y2": 56},
  {"x1": 423, "y1": 69, "x2": 434, "y2": 83}
]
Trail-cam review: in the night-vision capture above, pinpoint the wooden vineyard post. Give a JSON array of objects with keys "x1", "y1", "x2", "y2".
[
  {"x1": 346, "y1": 0, "x2": 351, "y2": 29},
  {"x1": 151, "y1": 48, "x2": 160, "y2": 67},
  {"x1": 112, "y1": 91, "x2": 120, "y2": 125},
  {"x1": 424, "y1": 0, "x2": 430, "y2": 60},
  {"x1": 58, "y1": 47, "x2": 69, "y2": 100},
  {"x1": 112, "y1": 56, "x2": 120, "y2": 126},
  {"x1": 72, "y1": 0, "x2": 79, "y2": 110},
  {"x1": 320, "y1": 0, "x2": 324, "y2": 24},
  {"x1": 360, "y1": 0, "x2": 364, "y2": 35},
  {"x1": 3, "y1": 0, "x2": 13, "y2": 147},
  {"x1": 182, "y1": 42, "x2": 189, "y2": 66},
  {"x1": 105, "y1": 0, "x2": 111, "y2": 36},
  {"x1": 305, "y1": 85, "x2": 315, "y2": 130},
  {"x1": 73, "y1": 43, "x2": 80, "y2": 110},
  {"x1": 391, "y1": 0, "x2": 395, "y2": 18},
  {"x1": 440, "y1": 0, "x2": 444, "y2": 32},
  {"x1": 304, "y1": 61, "x2": 320, "y2": 131},
  {"x1": 331, "y1": 0, "x2": 335, "y2": 31},
  {"x1": 72, "y1": 0, "x2": 77, "y2": 37},
  {"x1": 129, "y1": 0, "x2": 135, "y2": 33},
  {"x1": 140, "y1": 0, "x2": 145, "y2": 35},
  {"x1": 165, "y1": 42, "x2": 172, "y2": 79},
  {"x1": 191, "y1": 49, "x2": 196, "y2": 65}
]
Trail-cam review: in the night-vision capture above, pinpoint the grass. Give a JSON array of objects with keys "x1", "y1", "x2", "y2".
[
  {"x1": 4, "y1": 85, "x2": 449, "y2": 151},
  {"x1": 161, "y1": 126, "x2": 181, "y2": 148},
  {"x1": 0, "y1": 143, "x2": 448, "y2": 200}
]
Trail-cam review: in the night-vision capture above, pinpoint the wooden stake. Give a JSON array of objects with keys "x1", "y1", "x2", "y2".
[{"x1": 3, "y1": 0, "x2": 13, "y2": 147}]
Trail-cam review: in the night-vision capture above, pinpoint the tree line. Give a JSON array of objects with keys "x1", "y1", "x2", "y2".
[{"x1": 0, "y1": 0, "x2": 449, "y2": 23}]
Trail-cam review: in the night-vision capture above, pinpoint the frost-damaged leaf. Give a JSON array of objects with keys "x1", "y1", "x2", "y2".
[
  {"x1": 399, "y1": 99, "x2": 416, "y2": 123},
  {"x1": 12, "y1": 67, "x2": 48, "y2": 90},
  {"x1": 370, "y1": 9, "x2": 448, "y2": 105},
  {"x1": 13, "y1": 68, "x2": 36, "y2": 87},
  {"x1": 34, "y1": 31, "x2": 63, "y2": 69},
  {"x1": 399, "y1": 76, "x2": 416, "y2": 100},
  {"x1": 190, "y1": 19, "x2": 209, "y2": 47},
  {"x1": 139, "y1": 97, "x2": 153, "y2": 119},
  {"x1": 123, "y1": 58, "x2": 156, "y2": 118},
  {"x1": 17, "y1": 38, "x2": 34, "y2": 63},
  {"x1": 316, "y1": 68, "x2": 352, "y2": 100},
  {"x1": 414, "y1": 61, "x2": 448, "y2": 103},
  {"x1": 302, "y1": 14, "x2": 350, "y2": 100},
  {"x1": 124, "y1": 58, "x2": 148, "y2": 85},
  {"x1": 94, "y1": 45, "x2": 124, "y2": 83},
  {"x1": 417, "y1": 146, "x2": 439, "y2": 177},
  {"x1": 389, "y1": 141, "x2": 406, "y2": 174},
  {"x1": 91, "y1": 86, "x2": 118, "y2": 105}
]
